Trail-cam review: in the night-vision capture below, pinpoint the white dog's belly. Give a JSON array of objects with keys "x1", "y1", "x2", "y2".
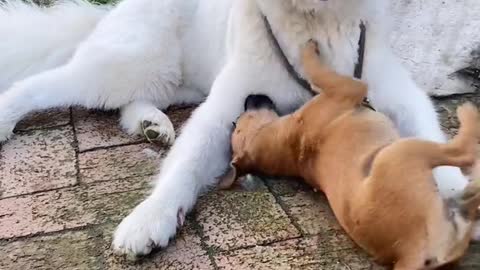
[{"x1": 180, "y1": 0, "x2": 233, "y2": 95}]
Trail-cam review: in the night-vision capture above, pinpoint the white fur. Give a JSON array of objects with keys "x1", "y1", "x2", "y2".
[{"x1": 0, "y1": 0, "x2": 472, "y2": 255}]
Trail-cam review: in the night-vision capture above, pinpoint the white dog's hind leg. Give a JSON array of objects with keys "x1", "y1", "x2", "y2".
[
  {"x1": 113, "y1": 66, "x2": 248, "y2": 255},
  {"x1": 0, "y1": 66, "x2": 86, "y2": 141},
  {"x1": 364, "y1": 43, "x2": 468, "y2": 199},
  {"x1": 0, "y1": 0, "x2": 108, "y2": 91},
  {"x1": 120, "y1": 101, "x2": 175, "y2": 145}
]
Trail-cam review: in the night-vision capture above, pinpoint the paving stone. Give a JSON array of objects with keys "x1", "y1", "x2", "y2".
[
  {"x1": 0, "y1": 177, "x2": 149, "y2": 240},
  {"x1": 265, "y1": 178, "x2": 341, "y2": 235},
  {"x1": 264, "y1": 178, "x2": 313, "y2": 197},
  {"x1": 15, "y1": 108, "x2": 71, "y2": 131},
  {"x1": 280, "y1": 191, "x2": 342, "y2": 235},
  {"x1": 165, "y1": 105, "x2": 196, "y2": 132},
  {"x1": 214, "y1": 234, "x2": 371, "y2": 270},
  {"x1": 0, "y1": 126, "x2": 76, "y2": 198},
  {"x1": 79, "y1": 143, "x2": 164, "y2": 184},
  {"x1": 73, "y1": 108, "x2": 144, "y2": 152},
  {"x1": 197, "y1": 189, "x2": 300, "y2": 251},
  {"x1": 105, "y1": 221, "x2": 214, "y2": 270},
  {"x1": 461, "y1": 242, "x2": 480, "y2": 269},
  {"x1": 0, "y1": 229, "x2": 105, "y2": 270}
]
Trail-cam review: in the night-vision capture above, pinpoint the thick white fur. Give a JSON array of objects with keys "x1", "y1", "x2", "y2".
[{"x1": 0, "y1": 0, "x2": 472, "y2": 255}]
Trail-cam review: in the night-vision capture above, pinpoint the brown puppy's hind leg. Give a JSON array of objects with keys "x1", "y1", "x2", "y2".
[
  {"x1": 301, "y1": 40, "x2": 367, "y2": 105},
  {"x1": 370, "y1": 103, "x2": 478, "y2": 187},
  {"x1": 374, "y1": 103, "x2": 478, "y2": 169}
]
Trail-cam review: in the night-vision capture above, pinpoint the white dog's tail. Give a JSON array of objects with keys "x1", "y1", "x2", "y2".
[{"x1": 0, "y1": 0, "x2": 111, "y2": 90}]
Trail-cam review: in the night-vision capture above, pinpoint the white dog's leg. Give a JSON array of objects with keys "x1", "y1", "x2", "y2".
[
  {"x1": 120, "y1": 101, "x2": 175, "y2": 145},
  {"x1": 113, "y1": 66, "x2": 250, "y2": 255},
  {"x1": 364, "y1": 44, "x2": 468, "y2": 198}
]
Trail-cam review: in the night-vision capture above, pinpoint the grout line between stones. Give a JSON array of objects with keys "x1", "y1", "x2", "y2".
[
  {"x1": 70, "y1": 107, "x2": 82, "y2": 186},
  {"x1": 191, "y1": 210, "x2": 220, "y2": 270},
  {"x1": 79, "y1": 140, "x2": 154, "y2": 154},
  {"x1": 216, "y1": 235, "x2": 304, "y2": 255},
  {"x1": 263, "y1": 178, "x2": 306, "y2": 236},
  {"x1": 14, "y1": 123, "x2": 72, "y2": 133},
  {"x1": 0, "y1": 223, "x2": 103, "y2": 244}
]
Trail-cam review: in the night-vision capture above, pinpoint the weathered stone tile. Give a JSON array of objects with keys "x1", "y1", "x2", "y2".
[
  {"x1": 16, "y1": 108, "x2": 71, "y2": 131},
  {"x1": 0, "y1": 177, "x2": 149, "y2": 239},
  {"x1": 281, "y1": 191, "x2": 342, "y2": 235},
  {"x1": 0, "y1": 229, "x2": 105, "y2": 270},
  {"x1": 214, "y1": 234, "x2": 370, "y2": 270},
  {"x1": 265, "y1": 178, "x2": 341, "y2": 235},
  {"x1": 460, "y1": 242, "x2": 480, "y2": 270},
  {"x1": 105, "y1": 221, "x2": 214, "y2": 270},
  {"x1": 0, "y1": 126, "x2": 76, "y2": 198},
  {"x1": 197, "y1": 190, "x2": 300, "y2": 251},
  {"x1": 79, "y1": 143, "x2": 163, "y2": 184},
  {"x1": 73, "y1": 108, "x2": 144, "y2": 152}
]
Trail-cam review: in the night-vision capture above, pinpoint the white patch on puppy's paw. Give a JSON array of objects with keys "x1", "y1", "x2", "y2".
[
  {"x1": 434, "y1": 166, "x2": 469, "y2": 198},
  {"x1": 471, "y1": 219, "x2": 480, "y2": 241},
  {"x1": 112, "y1": 197, "x2": 184, "y2": 256}
]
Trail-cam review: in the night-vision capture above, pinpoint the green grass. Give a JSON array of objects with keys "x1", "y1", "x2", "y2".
[{"x1": 89, "y1": 0, "x2": 117, "y2": 4}]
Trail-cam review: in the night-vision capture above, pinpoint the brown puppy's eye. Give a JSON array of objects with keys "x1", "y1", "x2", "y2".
[{"x1": 231, "y1": 122, "x2": 237, "y2": 130}]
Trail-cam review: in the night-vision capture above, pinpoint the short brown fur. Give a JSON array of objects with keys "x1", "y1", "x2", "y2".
[{"x1": 220, "y1": 41, "x2": 480, "y2": 269}]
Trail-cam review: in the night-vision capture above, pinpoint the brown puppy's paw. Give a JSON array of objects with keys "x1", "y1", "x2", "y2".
[
  {"x1": 304, "y1": 39, "x2": 320, "y2": 56},
  {"x1": 307, "y1": 39, "x2": 320, "y2": 55},
  {"x1": 302, "y1": 39, "x2": 323, "y2": 71}
]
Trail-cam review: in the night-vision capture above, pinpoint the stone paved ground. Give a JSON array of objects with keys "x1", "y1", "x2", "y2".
[{"x1": 1, "y1": 97, "x2": 480, "y2": 270}]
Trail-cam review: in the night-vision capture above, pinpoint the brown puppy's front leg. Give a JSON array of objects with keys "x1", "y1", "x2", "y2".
[{"x1": 301, "y1": 40, "x2": 367, "y2": 105}]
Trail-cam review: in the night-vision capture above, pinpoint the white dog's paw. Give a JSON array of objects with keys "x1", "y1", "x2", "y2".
[
  {"x1": 0, "y1": 120, "x2": 15, "y2": 142},
  {"x1": 141, "y1": 118, "x2": 175, "y2": 145},
  {"x1": 112, "y1": 198, "x2": 184, "y2": 256},
  {"x1": 120, "y1": 103, "x2": 175, "y2": 145}
]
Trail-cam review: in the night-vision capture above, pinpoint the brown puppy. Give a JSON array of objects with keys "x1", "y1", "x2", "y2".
[{"x1": 219, "y1": 41, "x2": 480, "y2": 270}]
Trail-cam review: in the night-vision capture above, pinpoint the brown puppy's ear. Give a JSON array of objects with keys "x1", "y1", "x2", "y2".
[{"x1": 217, "y1": 161, "x2": 239, "y2": 190}]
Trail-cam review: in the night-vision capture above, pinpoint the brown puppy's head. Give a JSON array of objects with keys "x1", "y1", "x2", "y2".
[{"x1": 218, "y1": 95, "x2": 279, "y2": 189}]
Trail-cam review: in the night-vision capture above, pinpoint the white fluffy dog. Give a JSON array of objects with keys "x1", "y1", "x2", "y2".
[{"x1": 0, "y1": 0, "x2": 473, "y2": 255}]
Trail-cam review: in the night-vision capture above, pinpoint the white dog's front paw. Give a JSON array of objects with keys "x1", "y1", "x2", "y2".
[{"x1": 113, "y1": 198, "x2": 184, "y2": 256}]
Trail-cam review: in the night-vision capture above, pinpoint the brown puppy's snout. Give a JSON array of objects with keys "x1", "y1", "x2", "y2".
[{"x1": 218, "y1": 94, "x2": 278, "y2": 190}]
